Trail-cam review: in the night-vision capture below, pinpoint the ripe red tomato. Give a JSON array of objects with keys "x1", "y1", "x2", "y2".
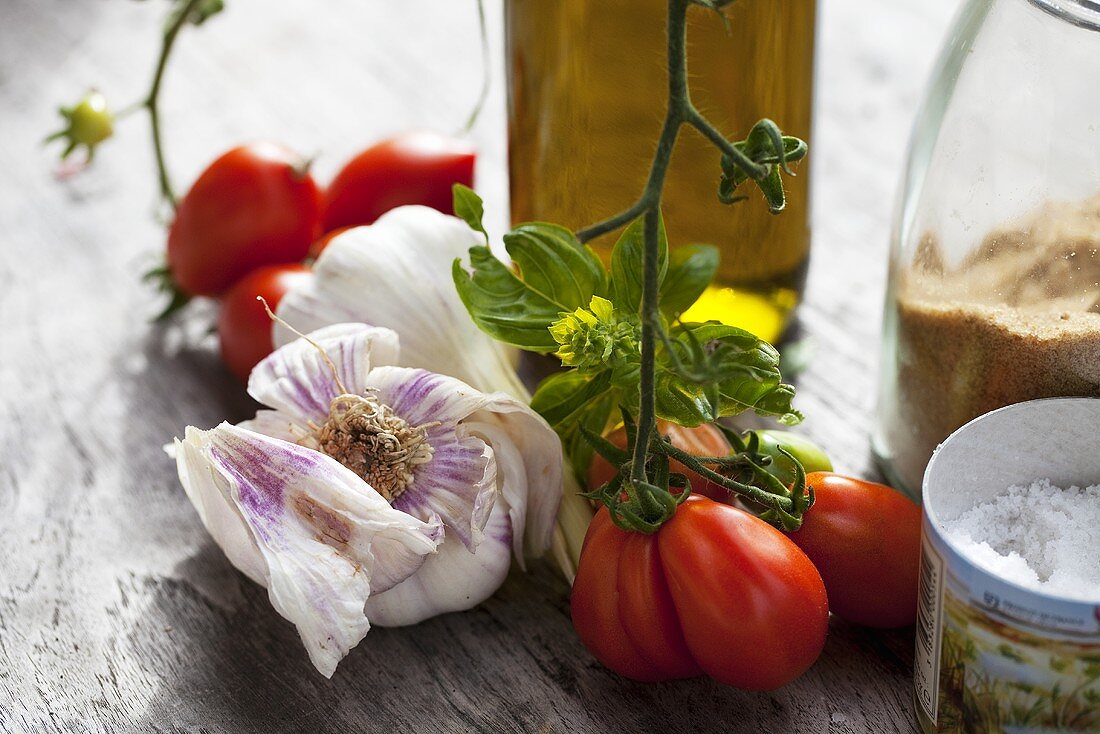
[
  {"x1": 322, "y1": 131, "x2": 475, "y2": 232},
  {"x1": 217, "y1": 263, "x2": 313, "y2": 383},
  {"x1": 587, "y1": 421, "x2": 732, "y2": 502},
  {"x1": 168, "y1": 143, "x2": 322, "y2": 296},
  {"x1": 786, "y1": 472, "x2": 922, "y2": 629},
  {"x1": 571, "y1": 496, "x2": 829, "y2": 690}
]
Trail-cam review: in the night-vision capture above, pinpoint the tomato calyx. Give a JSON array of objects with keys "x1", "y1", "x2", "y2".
[
  {"x1": 580, "y1": 415, "x2": 690, "y2": 534},
  {"x1": 45, "y1": 90, "x2": 115, "y2": 163},
  {"x1": 581, "y1": 411, "x2": 816, "y2": 534},
  {"x1": 142, "y1": 263, "x2": 191, "y2": 321}
]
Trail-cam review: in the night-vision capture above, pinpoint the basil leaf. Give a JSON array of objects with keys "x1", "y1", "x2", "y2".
[
  {"x1": 454, "y1": 219, "x2": 610, "y2": 351},
  {"x1": 610, "y1": 214, "x2": 668, "y2": 313},
  {"x1": 654, "y1": 368, "x2": 716, "y2": 426},
  {"x1": 452, "y1": 247, "x2": 563, "y2": 352},
  {"x1": 504, "y1": 222, "x2": 607, "y2": 311},
  {"x1": 531, "y1": 370, "x2": 612, "y2": 428},
  {"x1": 452, "y1": 184, "x2": 488, "y2": 242},
  {"x1": 670, "y1": 322, "x2": 802, "y2": 424},
  {"x1": 531, "y1": 370, "x2": 617, "y2": 477},
  {"x1": 659, "y1": 243, "x2": 719, "y2": 316},
  {"x1": 565, "y1": 392, "x2": 618, "y2": 482}
]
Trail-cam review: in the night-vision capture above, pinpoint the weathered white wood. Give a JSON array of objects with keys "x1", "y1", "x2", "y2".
[{"x1": 0, "y1": 0, "x2": 957, "y2": 730}]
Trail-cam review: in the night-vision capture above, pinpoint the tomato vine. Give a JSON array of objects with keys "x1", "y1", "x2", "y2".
[{"x1": 454, "y1": 0, "x2": 811, "y2": 533}]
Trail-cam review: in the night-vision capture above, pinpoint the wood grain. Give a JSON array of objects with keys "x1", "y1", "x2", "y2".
[{"x1": 0, "y1": 0, "x2": 956, "y2": 731}]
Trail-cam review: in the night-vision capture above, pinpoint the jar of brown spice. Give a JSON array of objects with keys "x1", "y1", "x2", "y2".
[{"x1": 873, "y1": 0, "x2": 1100, "y2": 498}]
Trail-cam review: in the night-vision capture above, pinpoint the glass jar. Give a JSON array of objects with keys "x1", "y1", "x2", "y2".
[
  {"x1": 504, "y1": 0, "x2": 817, "y2": 343},
  {"x1": 873, "y1": 0, "x2": 1100, "y2": 498}
]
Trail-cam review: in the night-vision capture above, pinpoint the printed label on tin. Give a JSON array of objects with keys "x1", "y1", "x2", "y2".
[{"x1": 914, "y1": 536, "x2": 945, "y2": 724}]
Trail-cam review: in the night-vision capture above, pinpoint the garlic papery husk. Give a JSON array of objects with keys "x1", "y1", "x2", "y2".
[
  {"x1": 176, "y1": 321, "x2": 563, "y2": 674},
  {"x1": 276, "y1": 205, "x2": 528, "y2": 399},
  {"x1": 175, "y1": 422, "x2": 444, "y2": 678},
  {"x1": 276, "y1": 206, "x2": 595, "y2": 581}
]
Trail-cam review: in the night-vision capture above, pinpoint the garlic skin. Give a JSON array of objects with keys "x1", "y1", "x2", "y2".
[
  {"x1": 276, "y1": 206, "x2": 596, "y2": 581},
  {"x1": 276, "y1": 205, "x2": 528, "y2": 399},
  {"x1": 175, "y1": 422, "x2": 443, "y2": 678},
  {"x1": 175, "y1": 323, "x2": 561, "y2": 676}
]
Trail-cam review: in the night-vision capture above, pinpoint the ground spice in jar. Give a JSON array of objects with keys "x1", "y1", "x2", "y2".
[{"x1": 883, "y1": 195, "x2": 1100, "y2": 491}]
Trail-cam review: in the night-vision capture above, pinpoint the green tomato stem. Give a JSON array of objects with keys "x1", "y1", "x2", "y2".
[
  {"x1": 659, "y1": 442, "x2": 796, "y2": 516},
  {"x1": 145, "y1": 0, "x2": 203, "y2": 210}
]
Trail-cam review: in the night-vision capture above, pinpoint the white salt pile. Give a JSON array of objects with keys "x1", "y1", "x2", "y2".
[{"x1": 942, "y1": 479, "x2": 1100, "y2": 601}]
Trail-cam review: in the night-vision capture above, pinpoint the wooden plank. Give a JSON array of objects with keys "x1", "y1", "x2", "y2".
[{"x1": 0, "y1": 0, "x2": 956, "y2": 731}]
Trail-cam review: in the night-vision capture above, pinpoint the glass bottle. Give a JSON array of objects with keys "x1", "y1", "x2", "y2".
[
  {"x1": 504, "y1": 0, "x2": 817, "y2": 344},
  {"x1": 873, "y1": 0, "x2": 1100, "y2": 498}
]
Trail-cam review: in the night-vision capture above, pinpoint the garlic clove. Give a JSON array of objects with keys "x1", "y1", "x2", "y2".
[
  {"x1": 175, "y1": 422, "x2": 443, "y2": 677},
  {"x1": 365, "y1": 365, "x2": 561, "y2": 561},
  {"x1": 461, "y1": 414, "x2": 561, "y2": 567},
  {"x1": 362, "y1": 366, "x2": 499, "y2": 551},
  {"x1": 364, "y1": 502, "x2": 513, "y2": 627}
]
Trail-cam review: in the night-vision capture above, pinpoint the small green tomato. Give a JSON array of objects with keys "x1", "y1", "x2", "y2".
[
  {"x1": 46, "y1": 90, "x2": 115, "y2": 161},
  {"x1": 750, "y1": 429, "x2": 833, "y2": 486}
]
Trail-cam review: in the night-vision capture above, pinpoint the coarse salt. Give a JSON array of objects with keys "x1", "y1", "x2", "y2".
[{"x1": 942, "y1": 478, "x2": 1100, "y2": 601}]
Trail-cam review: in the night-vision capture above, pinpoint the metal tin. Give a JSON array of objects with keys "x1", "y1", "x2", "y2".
[{"x1": 915, "y1": 398, "x2": 1100, "y2": 733}]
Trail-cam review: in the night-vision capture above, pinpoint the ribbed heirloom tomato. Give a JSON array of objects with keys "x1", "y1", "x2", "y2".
[
  {"x1": 785, "y1": 472, "x2": 922, "y2": 629},
  {"x1": 571, "y1": 496, "x2": 829, "y2": 690},
  {"x1": 167, "y1": 143, "x2": 322, "y2": 296}
]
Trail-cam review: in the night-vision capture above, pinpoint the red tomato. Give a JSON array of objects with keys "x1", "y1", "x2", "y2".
[
  {"x1": 322, "y1": 131, "x2": 475, "y2": 231},
  {"x1": 217, "y1": 263, "x2": 313, "y2": 383},
  {"x1": 572, "y1": 496, "x2": 829, "y2": 690},
  {"x1": 786, "y1": 472, "x2": 922, "y2": 629},
  {"x1": 587, "y1": 421, "x2": 732, "y2": 502},
  {"x1": 168, "y1": 143, "x2": 322, "y2": 296}
]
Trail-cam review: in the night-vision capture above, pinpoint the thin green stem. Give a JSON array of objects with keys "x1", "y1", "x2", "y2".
[
  {"x1": 628, "y1": 0, "x2": 689, "y2": 482},
  {"x1": 146, "y1": 0, "x2": 202, "y2": 210},
  {"x1": 660, "y1": 443, "x2": 794, "y2": 513},
  {"x1": 461, "y1": 0, "x2": 491, "y2": 134},
  {"x1": 576, "y1": 197, "x2": 653, "y2": 244},
  {"x1": 685, "y1": 107, "x2": 767, "y2": 180}
]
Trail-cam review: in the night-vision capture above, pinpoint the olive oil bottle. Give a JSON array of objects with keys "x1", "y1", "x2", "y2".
[{"x1": 505, "y1": 0, "x2": 816, "y2": 343}]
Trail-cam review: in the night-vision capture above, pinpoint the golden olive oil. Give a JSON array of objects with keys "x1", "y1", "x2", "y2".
[{"x1": 505, "y1": 0, "x2": 816, "y2": 343}]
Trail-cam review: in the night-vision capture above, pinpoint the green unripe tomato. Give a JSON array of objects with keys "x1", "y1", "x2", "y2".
[
  {"x1": 47, "y1": 90, "x2": 114, "y2": 161},
  {"x1": 750, "y1": 430, "x2": 833, "y2": 486},
  {"x1": 66, "y1": 91, "x2": 114, "y2": 148}
]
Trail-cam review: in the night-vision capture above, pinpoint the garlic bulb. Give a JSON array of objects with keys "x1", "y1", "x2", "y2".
[
  {"x1": 277, "y1": 206, "x2": 596, "y2": 578},
  {"x1": 175, "y1": 323, "x2": 561, "y2": 676}
]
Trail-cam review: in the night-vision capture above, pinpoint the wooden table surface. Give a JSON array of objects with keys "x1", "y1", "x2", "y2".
[{"x1": 0, "y1": 0, "x2": 959, "y2": 731}]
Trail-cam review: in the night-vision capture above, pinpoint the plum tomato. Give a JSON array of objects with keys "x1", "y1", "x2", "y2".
[
  {"x1": 322, "y1": 131, "x2": 475, "y2": 232},
  {"x1": 571, "y1": 496, "x2": 830, "y2": 690},
  {"x1": 786, "y1": 472, "x2": 922, "y2": 628},
  {"x1": 217, "y1": 263, "x2": 313, "y2": 383},
  {"x1": 587, "y1": 421, "x2": 732, "y2": 502},
  {"x1": 167, "y1": 143, "x2": 322, "y2": 296}
]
